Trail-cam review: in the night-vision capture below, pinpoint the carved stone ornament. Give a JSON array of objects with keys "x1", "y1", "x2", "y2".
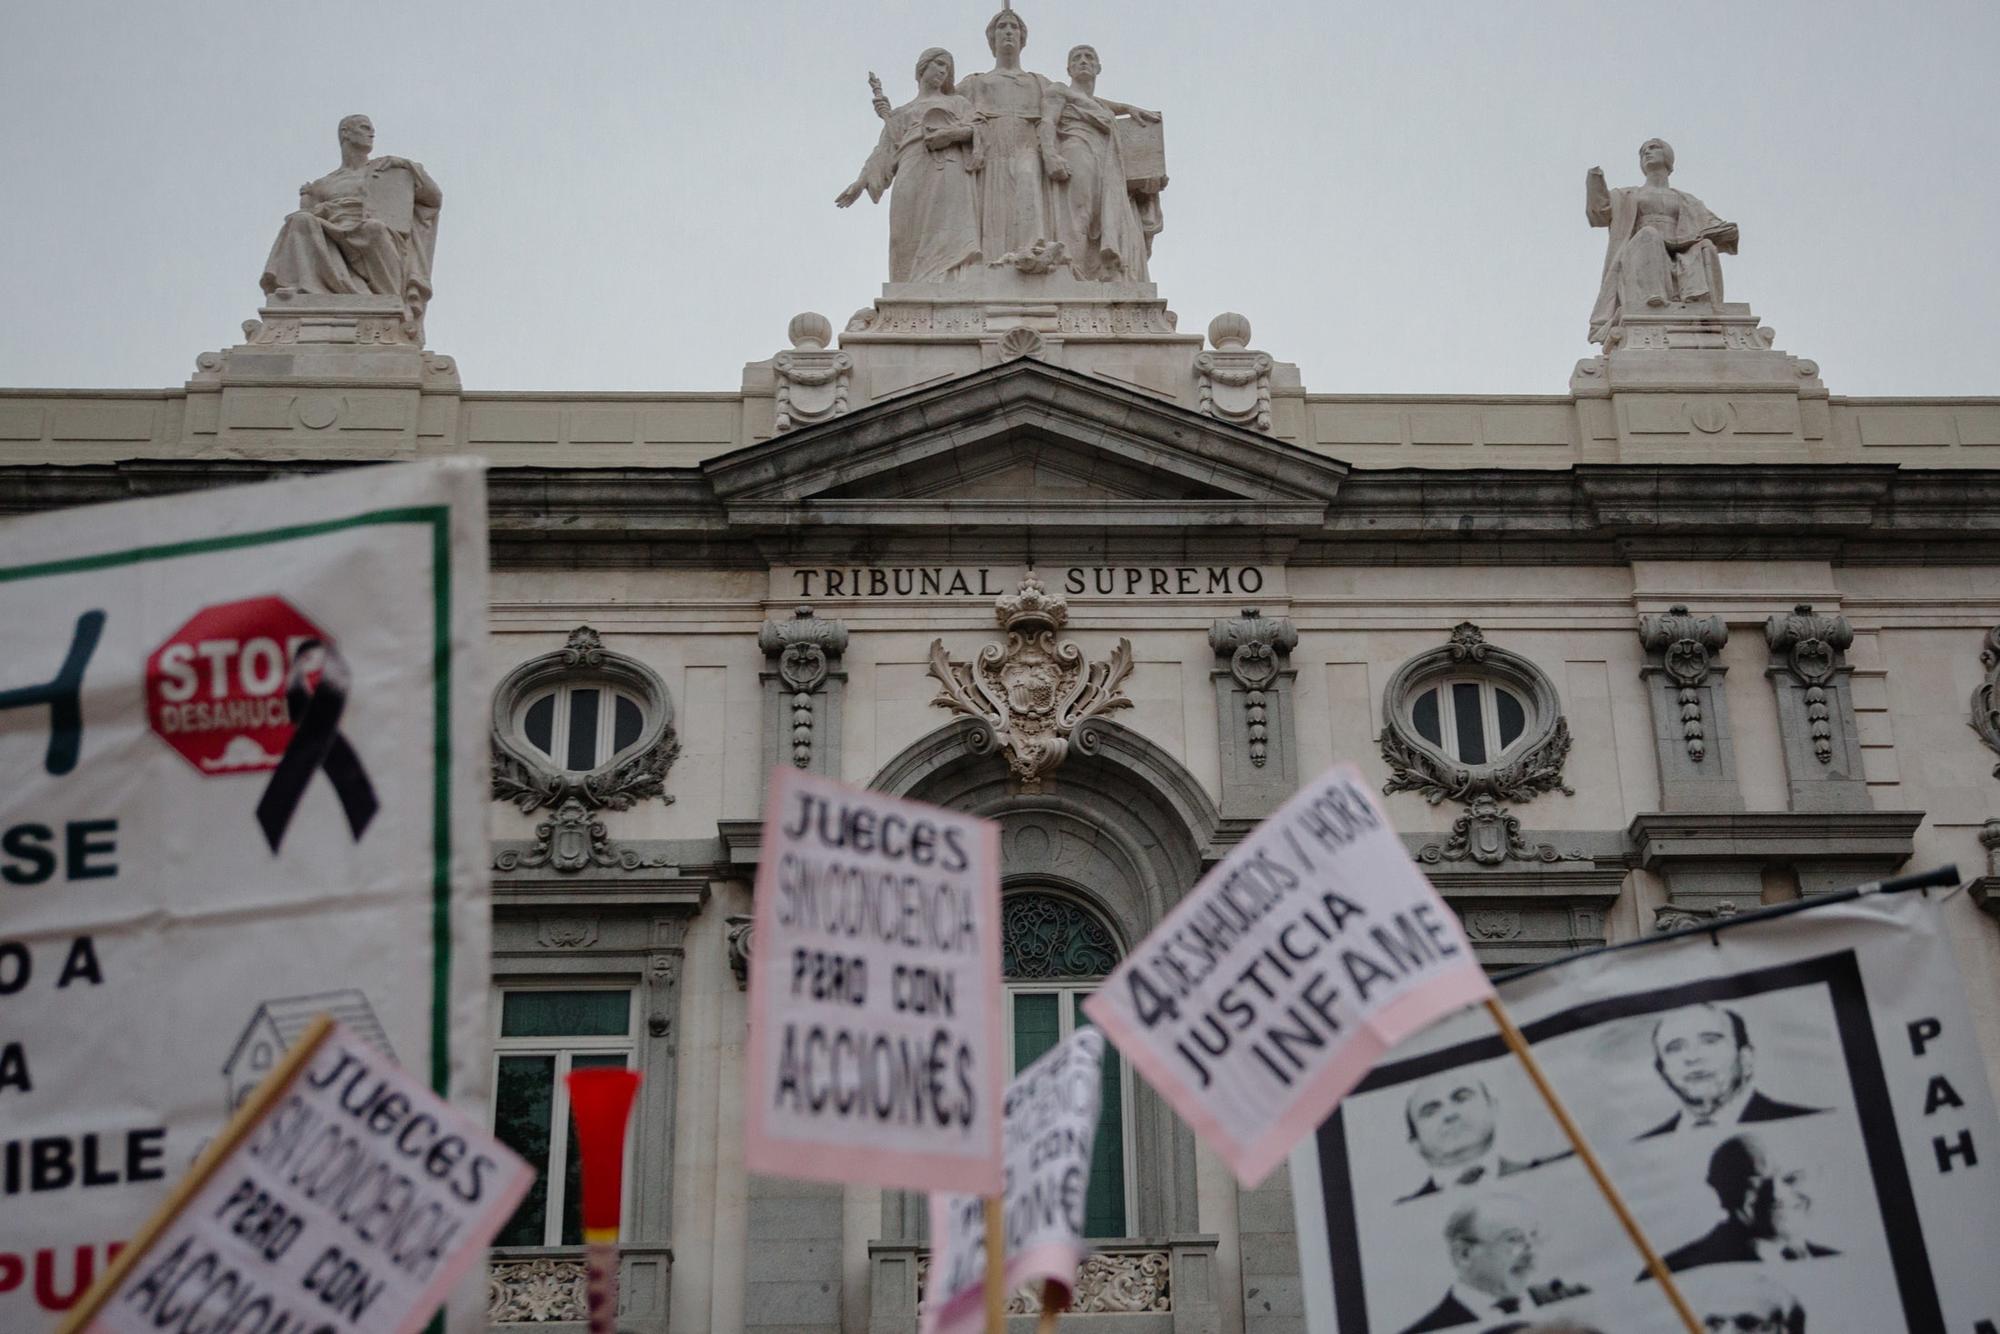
[
  {"x1": 1413, "y1": 795, "x2": 1586, "y2": 866},
  {"x1": 917, "y1": 1248, "x2": 1171, "y2": 1316},
  {"x1": 927, "y1": 572, "x2": 1134, "y2": 786},
  {"x1": 1462, "y1": 909, "x2": 1523, "y2": 941},
  {"x1": 1195, "y1": 312, "x2": 1274, "y2": 432},
  {"x1": 760, "y1": 605, "x2": 849, "y2": 769},
  {"x1": 488, "y1": 1258, "x2": 586, "y2": 1324},
  {"x1": 492, "y1": 626, "x2": 680, "y2": 813},
  {"x1": 1209, "y1": 607, "x2": 1297, "y2": 768},
  {"x1": 1764, "y1": 604, "x2": 1854, "y2": 764},
  {"x1": 535, "y1": 916, "x2": 599, "y2": 949},
  {"x1": 1654, "y1": 899, "x2": 1740, "y2": 934},
  {"x1": 1380, "y1": 623, "x2": 1574, "y2": 806},
  {"x1": 724, "y1": 913, "x2": 753, "y2": 990},
  {"x1": 1969, "y1": 625, "x2": 2000, "y2": 777},
  {"x1": 494, "y1": 797, "x2": 670, "y2": 875},
  {"x1": 1638, "y1": 604, "x2": 1730, "y2": 762},
  {"x1": 772, "y1": 312, "x2": 854, "y2": 433}
]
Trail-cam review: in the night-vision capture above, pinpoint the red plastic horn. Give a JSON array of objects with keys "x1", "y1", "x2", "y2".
[{"x1": 567, "y1": 1067, "x2": 642, "y2": 1243}]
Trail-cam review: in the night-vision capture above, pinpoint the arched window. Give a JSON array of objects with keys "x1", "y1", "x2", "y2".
[
  {"x1": 1001, "y1": 890, "x2": 1131, "y2": 1238},
  {"x1": 1380, "y1": 622, "x2": 1572, "y2": 805}
]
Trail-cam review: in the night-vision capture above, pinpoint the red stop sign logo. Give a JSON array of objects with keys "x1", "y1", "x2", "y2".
[{"x1": 146, "y1": 596, "x2": 328, "y2": 774}]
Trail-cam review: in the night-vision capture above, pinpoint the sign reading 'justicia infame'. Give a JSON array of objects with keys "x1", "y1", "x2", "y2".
[{"x1": 787, "y1": 565, "x2": 1270, "y2": 599}]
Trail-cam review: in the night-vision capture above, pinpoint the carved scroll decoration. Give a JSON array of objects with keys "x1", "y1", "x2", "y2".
[
  {"x1": 927, "y1": 573, "x2": 1134, "y2": 786},
  {"x1": 759, "y1": 606, "x2": 849, "y2": 769},
  {"x1": 1764, "y1": 604, "x2": 1853, "y2": 764},
  {"x1": 494, "y1": 797, "x2": 670, "y2": 875},
  {"x1": 1638, "y1": 604, "x2": 1729, "y2": 762},
  {"x1": 1413, "y1": 795, "x2": 1585, "y2": 866},
  {"x1": 1209, "y1": 608, "x2": 1298, "y2": 768}
]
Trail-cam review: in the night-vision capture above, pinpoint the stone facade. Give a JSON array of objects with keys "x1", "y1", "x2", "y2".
[{"x1": 6, "y1": 41, "x2": 2000, "y2": 1334}]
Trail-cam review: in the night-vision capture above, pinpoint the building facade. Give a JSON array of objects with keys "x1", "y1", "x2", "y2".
[{"x1": 6, "y1": 50, "x2": 2000, "y2": 1334}]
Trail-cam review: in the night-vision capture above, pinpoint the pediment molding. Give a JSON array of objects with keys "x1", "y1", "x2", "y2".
[{"x1": 702, "y1": 358, "x2": 1346, "y2": 533}]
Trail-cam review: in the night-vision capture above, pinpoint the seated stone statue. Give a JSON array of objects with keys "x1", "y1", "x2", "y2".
[
  {"x1": 261, "y1": 114, "x2": 443, "y2": 340},
  {"x1": 1586, "y1": 139, "x2": 1737, "y2": 345}
]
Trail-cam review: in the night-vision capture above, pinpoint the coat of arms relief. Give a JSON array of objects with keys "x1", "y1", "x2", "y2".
[{"x1": 927, "y1": 572, "x2": 1134, "y2": 786}]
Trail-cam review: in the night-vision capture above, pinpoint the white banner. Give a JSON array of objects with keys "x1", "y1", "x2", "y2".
[
  {"x1": 0, "y1": 462, "x2": 492, "y2": 1331},
  {"x1": 923, "y1": 1027, "x2": 1107, "y2": 1334},
  {"x1": 80, "y1": 1018, "x2": 532, "y2": 1334},
  {"x1": 1293, "y1": 889, "x2": 2000, "y2": 1334},
  {"x1": 743, "y1": 766, "x2": 1004, "y2": 1195},
  {"x1": 1085, "y1": 764, "x2": 1493, "y2": 1186}
]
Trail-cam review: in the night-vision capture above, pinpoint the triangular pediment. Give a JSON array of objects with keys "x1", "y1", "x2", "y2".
[{"x1": 702, "y1": 358, "x2": 1345, "y2": 532}]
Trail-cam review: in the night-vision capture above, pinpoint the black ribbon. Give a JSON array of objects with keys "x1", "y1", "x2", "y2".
[{"x1": 256, "y1": 639, "x2": 379, "y2": 853}]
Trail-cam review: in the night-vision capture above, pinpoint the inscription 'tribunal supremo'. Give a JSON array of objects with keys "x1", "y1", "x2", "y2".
[{"x1": 792, "y1": 566, "x2": 1268, "y2": 599}]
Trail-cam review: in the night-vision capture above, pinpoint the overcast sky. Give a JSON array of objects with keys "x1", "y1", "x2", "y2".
[{"x1": 4, "y1": 0, "x2": 1996, "y2": 396}]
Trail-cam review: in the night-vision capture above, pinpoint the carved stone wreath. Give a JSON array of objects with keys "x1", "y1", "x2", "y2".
[
  {"x1": 1380, "y1": 623, "x2": 1573, "y2": 806},
  {"x1": 927, "y1": 573, "x2": 1134, "y2": 787},
  {"x1": 491, "y1": 626, "x2": 680, "y2": 813}
]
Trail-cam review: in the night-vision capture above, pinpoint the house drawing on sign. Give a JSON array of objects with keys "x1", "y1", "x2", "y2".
[{"x1": 221, "y1": 989, "x2": 394, "y2": 1111}]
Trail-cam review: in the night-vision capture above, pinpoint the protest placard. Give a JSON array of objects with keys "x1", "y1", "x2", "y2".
[
  {"x1": 0, "y1": 461, "x2": 492, "y2": 1331},
  {"x1": 61, "y1": 1016, "x2": 532, "y2": 1334},
  {"x1": 1083, "y1": 763, "x2": 1493, "y2": 1187},
  {"x1": 1293, "y1": 886, "x2": 2000, "y2": 1334},
  {"x1": 923, "y1": 1027, "x2": 1107, "y2": 1334},
  {"x1": 743, "y1": 766, "x2": 1005, "y2": 1194}
]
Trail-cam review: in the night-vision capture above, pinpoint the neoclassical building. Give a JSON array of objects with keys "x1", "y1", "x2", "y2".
[{"x1": 6, "y1": 31, "x2": 2000, "y2": 1334}]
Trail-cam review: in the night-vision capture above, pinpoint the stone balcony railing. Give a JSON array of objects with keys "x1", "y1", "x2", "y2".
[
  {"x1": 868, "y1": 1236, "x2": 1221, "y2": 1333},
  {"x1": 488, "y1": 1245, "x2": 672, "y2": 1334}
]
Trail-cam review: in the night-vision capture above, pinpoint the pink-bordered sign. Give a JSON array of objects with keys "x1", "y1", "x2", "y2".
[
  {"x1": 76, "y1": 1018, "x2": 533, "y2": 1334},
  {"x1": 923, "y1": 1027, "x2": 1107, "y2": 1334},
  {"x1": 1083, "y1": 763, "x2": 1494, "y2": 1187},
  {"x1": 744, "y1": 765, "x2": 1005, "y2": 1195}
]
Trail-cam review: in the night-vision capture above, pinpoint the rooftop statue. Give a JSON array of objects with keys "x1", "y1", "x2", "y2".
[
  {"x1": 260, "y1": 115, "x2": 442, "y2": 340},
  {"x1": 837, "y1": 6, "x2": 1168, "y2": 286},
  {"x1": 1586, "y1": 139, "x2": 1738, "y2": 346},
  {"x1": 1046, "y1": 45, "x2": 1159, "y2": 281},
  {"x1": 956, "y1": 7, "x2": 1058, "y2": 270},
  {"x1": 835, "y1": 50, "x2": 982, "y2": 283}
]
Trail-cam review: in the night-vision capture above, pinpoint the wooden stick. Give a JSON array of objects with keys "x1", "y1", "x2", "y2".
[
  {"x1": 1483, "y1": 998, "x2": 1701, "y2": 1334},
  {"x1": 983, "y1": 1195, "x2": 1007, "y2": 1333},
  {"x1": 57, "y1": 1014, "x2": 337, "y2": 1333}
]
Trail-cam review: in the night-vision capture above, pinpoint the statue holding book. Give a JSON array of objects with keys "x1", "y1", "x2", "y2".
[{"x1": 1586, "y1": 139, "x2": 1739, "y2": 346}]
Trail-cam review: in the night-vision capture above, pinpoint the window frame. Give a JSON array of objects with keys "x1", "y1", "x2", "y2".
[
  {"x1": 1000, "y1": 889, "x2": 1138, "y2": 1239},
  {"x1": 490, "y1": 626, "x2": 676, "y2": 802},
  {"x1": 1378, "y1": 623, "x2": 1571, "y2": 804},
  {"x1": 489, "y1": 984, "x2": 637, "y2": 1248}
]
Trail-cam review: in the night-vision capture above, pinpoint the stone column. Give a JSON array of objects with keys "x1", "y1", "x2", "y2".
[
  {"x1": 1638, "y1": 606, "x2": 1741, "y2": 811},
  {"x1": 1763, "y1": 605, "x2": 1870, "y2": 811},
  {"x1": 759, "y1": 606, "x2": 848, "y2": 777},
  {"x1": 1208, "y1": 608, "x2": 1299, "y2": 820}
]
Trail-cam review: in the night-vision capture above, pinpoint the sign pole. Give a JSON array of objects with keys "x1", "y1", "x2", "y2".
[
  {"x1": 983, "y1": 1196, "x2": 1007, "y2": 1333},
  {"x1": 1482, "y1": 997, "x2": 1702, "y2": 1334}
]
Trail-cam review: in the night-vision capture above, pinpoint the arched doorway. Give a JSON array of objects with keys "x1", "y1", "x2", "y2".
[{"x1": 871, "y1": 717, "x2": 1221, "y2": 1240}]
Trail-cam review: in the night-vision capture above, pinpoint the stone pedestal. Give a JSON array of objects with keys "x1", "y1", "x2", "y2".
[
  {"x1": 184, "y1": 295, "x2": 458, "y2": 456},
  {"x1": 1572, "y1": 302, "x2": 1829, "y2": 454}
]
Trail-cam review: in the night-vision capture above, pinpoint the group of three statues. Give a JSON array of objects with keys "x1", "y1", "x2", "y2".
[
  {"x1": 835, "y1": 8, "x2": 1164, "y2": 285},
  {"x1": 254, "y1": 12, "x2": 1742, "y2": 348}
]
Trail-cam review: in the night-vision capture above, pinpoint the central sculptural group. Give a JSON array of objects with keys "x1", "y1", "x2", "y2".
[{"x1": 836, "y1": 6, "x2": 1165, "y2": 285}]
